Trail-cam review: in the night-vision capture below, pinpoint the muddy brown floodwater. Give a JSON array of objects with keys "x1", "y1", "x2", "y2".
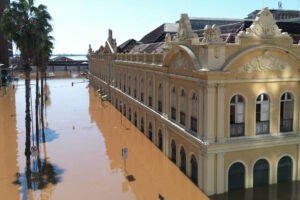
[{"x1": 0, "y1": 75, "x2": 208, "y2": 200}]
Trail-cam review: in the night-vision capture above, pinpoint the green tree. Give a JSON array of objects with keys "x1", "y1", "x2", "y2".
[
  {"x1": 0, "y1": 0, "x2": 53, "y2": 156},
  {"x1": 32, "y1": 4, "x2": 53, "y2": 147}
]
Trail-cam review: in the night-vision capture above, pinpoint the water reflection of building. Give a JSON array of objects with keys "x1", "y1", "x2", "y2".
[
  {"x1": 0, "y1": 88, "x2": 19, "y2": 199},
  {"x1": 89, "y1": 8, "x2": 300, "y2": 197}
]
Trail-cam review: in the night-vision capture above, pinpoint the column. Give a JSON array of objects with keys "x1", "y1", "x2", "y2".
[
  {"x1": 198, "y1": 151, "x2": 203, "y2": 189},
  {"x1": 296, "y1": 144, "x2": 300, "y2": 181},
  {"x1": 217, "y1": 84, "x2": 225, "y2": 142},
  {"x1": 217, "y1": 152, "x2": 224, "y2": 194},
  {"x1": 203, "y1": 85, "x2": 216, "y2": 143},
  {"x1": 203, "y1": 153, "x2": 215, "y2": 195},
  {"x1": 163, "y1": 75, "x2": 169, "y2": 118},
  {"x1": 153, "y1": 74, "x2": 156, "y2": 110},
  {"x1": 164, "y1": 124, "x2": 169, "y2": 157},
  {"x1": 198, "y1": 86, "x2": 204, "y2": 140}
]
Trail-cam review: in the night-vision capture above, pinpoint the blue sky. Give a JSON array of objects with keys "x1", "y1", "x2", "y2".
[{"x1": 33, "y1": 0, "x2": 299, "y2": 54}]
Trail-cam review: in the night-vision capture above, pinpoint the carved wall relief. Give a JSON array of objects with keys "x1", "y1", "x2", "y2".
[{"x1": 239, "y1": 50, "x2": 290, "y2": 72}]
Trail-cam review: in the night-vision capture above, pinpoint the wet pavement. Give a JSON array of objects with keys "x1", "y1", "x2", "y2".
[{"x1": 0, "y1": 74, "x2": 208, "y2": 200}]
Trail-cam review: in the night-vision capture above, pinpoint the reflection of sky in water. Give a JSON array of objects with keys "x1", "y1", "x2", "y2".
[
  {"x1": 31, "y1": 128, "x2": 59, "y2": 143},
  {"x1": 1, "y1": 75, "x2": 207, "y2": 200}
]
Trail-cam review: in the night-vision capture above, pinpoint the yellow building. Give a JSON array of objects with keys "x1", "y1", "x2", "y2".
[{"x1": 88, "y1": 8, "x2": 300, "y2": 196}]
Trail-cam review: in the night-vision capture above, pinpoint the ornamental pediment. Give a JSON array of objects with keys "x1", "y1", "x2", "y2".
[
  {"x1": 170, "y1": 52, "x2": 192, "y2": 69},
  {"x1": 237, "y1": 7, "x2": 291, "y2": 40},
  {"x1": 239, "y1": 50, "x2": 290, "y2": 73}
]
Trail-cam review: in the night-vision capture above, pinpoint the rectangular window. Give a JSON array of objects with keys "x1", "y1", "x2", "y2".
[
  {"x1": 158, "y1": 101, "x2": 162, "y2": 112},
  {"x1": 141, "y1": 93, "x2": 144, "y2": 102},
  {"x1": 134, "y1": 89, "x2": 137, "y2": 98},
  {"x1": 190, "y1": 117, "x2": 197, "y2": 132},
  {"x1": 180, "y1": 111, "x2": 186, "y2": 126},
  {"x1": 171, "y1": 107, "x2": 176, "y2": 120},
  {"x1": 148, "y1": 96, "x2": 152, "y2": 107}
]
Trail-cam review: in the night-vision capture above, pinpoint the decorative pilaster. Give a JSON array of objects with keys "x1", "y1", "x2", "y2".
[
  {"x1": 297, "y1": 144, "x2": 300, "y2": 180},
  {"x1": 204, "y1": 85, "x2": 216, "y2": 143},
  {"x1": 164, "y1": 75, "x2": 170, "y2": 118},
  {"x1": 198, "y1": 152, "x2": 203, "y2": 189},
  {"x1": 163, "y1": 124, "x2": 169, "y2": 157},
  {"x1": 203, "y1": 153, "x2": 215, "y2": 195},
  {"x1": 217, "y1": 153, "x2": 224, "y2": 194},
  {"x1": 217, "y1": 84, "x2": 225, "y2": 142},
  {"x1": 198, "y1": 86, "x2": 204, "y2": 139}
]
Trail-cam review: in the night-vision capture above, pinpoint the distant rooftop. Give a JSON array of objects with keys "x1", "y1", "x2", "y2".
[{"x1": 115, "y1": 8, "x2": 300, "y2": 54}]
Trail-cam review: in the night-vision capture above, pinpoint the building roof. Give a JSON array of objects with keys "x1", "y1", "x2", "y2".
[
  {"x1": 117, "y1": 39, "x2": 138, "y2": 53},
  {"x1": 129, "y1": 42, "x2": 165, "y2": 54},
  {"x1": 117, "y1": 8, "x2": 300, "y2": 54},
  {"x1": 139, "y1": 23, "x2": 178, "y2": 44}
]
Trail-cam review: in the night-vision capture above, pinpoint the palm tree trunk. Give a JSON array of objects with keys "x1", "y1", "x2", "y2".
[
  {"x1": 24, "y1": 64, "x2": 32, "y2": 189},
  {"x1": 25, "y1": 65, "x2": 31, "y2": 157},
  {"x1": 35, "y1": 68, "x2": 39, "y2": 150},
  {"x1": 40, "y1": 67, "x2": 45, "y2": 142}
]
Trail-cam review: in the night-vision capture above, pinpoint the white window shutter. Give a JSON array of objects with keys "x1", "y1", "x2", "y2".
[
  {"x1": 261, "y1": 102, "x2": 269, "y2": 121},
  {"x1": 236, "y1": 103, "x2": 244, "y2": 123}
]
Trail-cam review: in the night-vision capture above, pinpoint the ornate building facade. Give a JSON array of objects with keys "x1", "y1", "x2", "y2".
[{"x1": 88, "y1": 8, "x2": 300, "y2": 196}]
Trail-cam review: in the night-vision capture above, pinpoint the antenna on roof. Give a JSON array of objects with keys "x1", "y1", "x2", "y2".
[{"x1": 278, "y1": 1, "x2": 282, "y2": 9}]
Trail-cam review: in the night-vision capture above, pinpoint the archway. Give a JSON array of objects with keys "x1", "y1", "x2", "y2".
[
  {"x1": 158, "y1": 129, "x2": 163, "y2": 151},
  {"x1": 190, "y1": 155, "x2": 198, "y2": 185},
  {"x1": 253, "y1": 159, "x2": 269, "y2": 186},
  {"x1": 277, "y1": 156, "x2": 293, "y2": 183},
  {"x1": 228, "y1": 162, "x2": 245, "y2": 190},
  {"x1": 148, "y1": 123, "x2": 153, "y2": 141},
  {"x1": 180, "y1": 146, "x2": 186, "y2": 173},
  {"x1": 171, "y1": 140, "x2": 176, "y2": 164}
]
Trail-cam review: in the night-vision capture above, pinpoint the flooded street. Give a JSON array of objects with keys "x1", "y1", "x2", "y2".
[{"x1": 0, "y1": 74, "x2": 208, "y2": 200}]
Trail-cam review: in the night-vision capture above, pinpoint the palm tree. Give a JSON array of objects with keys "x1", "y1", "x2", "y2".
[
  {"x1": 32, "y1": 4, "x2": 53, "y2": 147},
  {"x1": 0, "y1": 0, "x2": 53, "y2": 156}
]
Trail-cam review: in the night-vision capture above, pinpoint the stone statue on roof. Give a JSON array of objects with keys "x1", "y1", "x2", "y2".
[
  {"x1": 201, "y1": 24, "x2": 223, "y2": 44},
  {"x1": 176, "y1": 14, "x2": 198, "y2": 41},
  {"x1": 238, "y1": 7, "x2": 290, "y2": 39}
]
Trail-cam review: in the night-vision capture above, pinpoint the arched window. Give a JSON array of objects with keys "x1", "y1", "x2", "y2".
[
  {"x1": 253, "y1": 159, "x2": 269, "y2": 187},
  {"x1": 190, "y1": 155, "x2": 198, "y2": 185},
  {"x1": 123, "y1": 74, "x2": 126, "y2": 92},
  {"x1": 256, "y1": 94, "x2": 270, "y2": 135},
  {"x1": 123, "y1": 104, "x2": 126, "y2": 116},
  {"x1": 158, "y1": 83, "x2": 163, "y2": 113},
  {"x1": 280, "y1": 92, "x2": 294, "y2": 132},
  {"x1": 128, "y1": 107, "x2": 132, "y2": 121},
  {"x1": 128, "y1": 76, "x2": 131, "y2": 95},
  {"x1": 277, "y1": 156, "x2": 293, "y2": 183},
  {"x1": 228, "y1": 162, "x2": 245, "y2": 191},
  {"x1": 179, "y1": 89, "x2": 186, "y2": 126},
  {"x1": 119, "y1": 73, "x2": 121, "y2": 89},
  {"x1": 171, "y1": 140, "x2": 176, "y2": 164},
  {"x1": 171, "y1": 87, "x2": 177, "y2": 120},
  {"x1": 180, "y1": 146, "x2": 186, "y2": 173},
  {"x1": 148, "y1": 80, "x2": 153, "y2": 107},
  {"x1": 190, "y1": 93, "x2": 198, "y2": 133},
  {"x1": 140, "y1": 78, "x2": 144, "y2": 102},
  {"x1": 140, "y1": 117, "x2": 144, "y2": 133},
  {"x1": 134, "y1": 112, "x2": 137, "y2": 127},
  {"x1": 230, "y1": 95, "x2": 245, "y2": 137},
  {"x1": 158, "y1": 129, "x2": 163, "y2": 151},
  {"x1": 119, "y1": 101, "x2": 123, "y2": 112},
  {"x1": 148, "y1": 123, "x2": 153, "y2": 141},
  {"x1": 134, "y1": 76, "x2": 137, "y2": 98},
  {"x1": 115, "y1": 99, "x2": 118, "y2": 109}
]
